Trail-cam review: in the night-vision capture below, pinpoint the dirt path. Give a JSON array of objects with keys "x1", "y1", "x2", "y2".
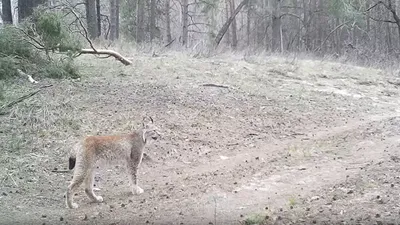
[{"x1": 1, "y1": 54, "x2": 400, "y2": 225}]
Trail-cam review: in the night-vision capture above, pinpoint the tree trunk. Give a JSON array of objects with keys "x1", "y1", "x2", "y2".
[
  {"x1": 1, "y1": 0, "x2": 13, "y2": 24},
  {"x1": 85, "y1": 0, "x2": 98, "y2": 39},
  {"x1": 302, "y1": 0, "x2": 311, "y2": 51},
  {"x1": 366, "y1": 0, "x2": 370, "y2": 33},
  {"x1": 271, "y1": 0, "x2": 282, "y2": 52},
  {"x1": 116, "y1": 0, "x2": 119, "y2": 39},
  {"x1": 214, "y1": 0, "x2": 249, "y2": 47},
  {"x1": 335, "y1": 17, "x2": 341, "y2": 54},
  {"x1": 110, "y1": 0, "x2": 117, "y2": 41},
  {"x1": 136, "y1": 0, "x2": 145, "y2": 42},
  {"x1": 181, "y1": 0, "x2": 189, "y2": 46},
  {"x1": 96, "y1": 0, "x2": 101, "y2": 37},
  {"x1": 149, "y1": 0, "x2": 156, "y2": 41},
  {"x1": 165, "y1": 0, "x2": 172, "y2": 43},
  {"x1": 387, "y1": 22, "x2": 392, "y2": 53},
  {"x1": 229, "y1": 0, "x2": 238, "y2": 48},
  {"x1": 224, "y1": 0, "x2": 231, "y2": 45},
  {"x1": 256, "y1": 0, "x2": 265, "y2": 47},
  {"x1": 246, "y1": 1, "x2": 251, "y2": 46},
  {"x1": 18, "y1": 0, "x2": 45, "y2": 22}
]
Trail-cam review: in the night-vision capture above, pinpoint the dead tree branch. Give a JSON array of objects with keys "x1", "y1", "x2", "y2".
[
  {"x1": 202, "y1": 83, "x2": 230, "y2": 89},
  {"x1": 0, "y1": 85, "x2": 53, "y2": 115},
  {"x1": 314, "y1": 21, "x2": 350, "y2": 52},
  {"x1": 214, "y1": 0, "x2": 249, "y2": 47},
  {"x1": 79, "y1": 49, "x2": 132, "y2": 65},
  {"x1": 67, "y1": 5, "x2": 97, "y2": 52}
]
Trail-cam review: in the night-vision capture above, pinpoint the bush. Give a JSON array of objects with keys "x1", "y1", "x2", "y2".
[
  {"x1": 0, "y1": 81, "x2": 4, "y2": 101},
  {"x1": 0, "y1": 26, "x2": 35, "y2": 59},
  {"x1": 0, "y1": 10, "x2": 82, "y2": 80},
  {"x1": 0, "y1": 56, "x2": 20, "y2": 79},
  {"x1": 41, "y1": 58, "x2": 80, "y2": 79}
]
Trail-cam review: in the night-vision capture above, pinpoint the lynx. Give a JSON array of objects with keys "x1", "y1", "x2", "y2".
[{"x1": 65, "y1": 116, "x2": 160, "y2": 209}]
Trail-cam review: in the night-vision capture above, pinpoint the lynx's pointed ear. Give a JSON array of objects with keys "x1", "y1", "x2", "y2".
[{"x1": 142, "y1": 116, "x2": 154, "y2": 127}]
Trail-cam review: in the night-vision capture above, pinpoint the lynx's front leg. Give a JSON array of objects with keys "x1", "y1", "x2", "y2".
[{"x1": 127, "y1": 160, "x2": 144, "y2": 195}]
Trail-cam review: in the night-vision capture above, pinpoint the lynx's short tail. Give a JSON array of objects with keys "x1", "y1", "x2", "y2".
[
  {"x1": 68, "y1": 157, "x2": 76, "y2": 170},
  {"x1": 68, "y1": 142, "x2": 79, "y2": 170}
]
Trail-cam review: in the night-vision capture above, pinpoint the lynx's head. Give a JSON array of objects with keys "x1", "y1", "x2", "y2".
[{"x1": 141, "y1": 116, "x2": 161, "y2": 143}]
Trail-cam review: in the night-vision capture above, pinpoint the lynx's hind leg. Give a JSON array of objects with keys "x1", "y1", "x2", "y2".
[
  {"x1": 84, "y1": 167, "x2": 103, "y2": 203},
  {"x1": 66, "y1": 160, "x2": 86, "y2": 209}
]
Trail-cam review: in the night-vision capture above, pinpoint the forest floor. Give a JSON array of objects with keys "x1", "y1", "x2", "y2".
[{"x1": 1, "y1": 52, "x2": 400, "y2": 225}]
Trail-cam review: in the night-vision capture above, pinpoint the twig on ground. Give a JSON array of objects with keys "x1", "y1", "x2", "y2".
[
  {"x1": 0, "y1": 85, "x2": 53, "y2": 115},
  {"x1": 202, "y1": 83, "x2": 230, "y2": 89},
  {"x1": 387, "y1": 80, "x2": 400, "y2": 86},
  {"x1": 8, "y1": 174, "x2": 18, "y2": 187},
  {"x1": 51, "y1": 170, "x2": 70, "y2": 173}
]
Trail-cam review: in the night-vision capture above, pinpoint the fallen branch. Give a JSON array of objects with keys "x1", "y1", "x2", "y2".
[
  {"x1": 79, "y1": 49, "x2": 132, "y2": 65},
  {"x1": 8, "y1": 174, "x2": 18, "y2": 187},
  {"x1": 164, "y1": 38, "x2": 175, "y2": 48},
  {"x1": 51, "y1": 170, "x2": 70, "y2": 173},
  {"x1": 202, "y1": 83, "x2": 230, "y2": 89},
  {"x1": 0, "y1": 84, "x2": 53, "y2": 115},
  {"x1": 387, "y1": 79, "x2": 400, "y2": 86}
]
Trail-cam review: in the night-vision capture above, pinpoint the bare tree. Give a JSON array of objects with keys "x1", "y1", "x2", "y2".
[
  {"x1": 229, "y1": 0, "x2": 238, "y2": 48},
  {"x1": 85, "y1": 0, "x2": 98, "y2": 39},
  {"x1": 1, "y1": 0, "x2": 13, "y2": 24},
  {"x1": 366, "y1": 0, "x2": 400, "y2": 47},
  {"x1": 96, "y1": 0, "x2": 101, "y2": 37},
  {"x1": 224, "y1": 0, "x2": 231, "y2": 45},
  {"x1": 181, "y1": 0, "x2": 189, "y2": 46},
  {"x1": 215, "y1": 0, "x2": 249, "y2": 47},
  {"x1": 246, "y1": 1, "x2": 252, "y2": 46},
  {"x1": 165, "y1": 0, "x2": 172, "y2": 43},
  {"x1": 271, "y1": 0, "x2": 282, "y2": 52},
  {"x1": 110, "y1": 0, "x2": 117, "y2": 40},
  {"x1": 116, "y1": 0, "x2": 119, "y2": 39},
  {"x1": 136, "y1": 0, "x2": 145, "y2": 42},
  {"x1": 18, "y1": 0, "x2": 46, "y2": 22},
  {"x1": 149, "y1": 0, "x2": 156, "y2": 41}
]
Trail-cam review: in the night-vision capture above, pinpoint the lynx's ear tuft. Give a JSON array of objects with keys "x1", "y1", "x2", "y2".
[{"x1": 142, "y1": 116, "x2": 154, "y2": 127}]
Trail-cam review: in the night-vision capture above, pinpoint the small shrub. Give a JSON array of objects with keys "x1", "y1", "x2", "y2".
[
  {"x1": 32, "y1": 11, "x2": 82, "y2": 53},
  {"x1": 0, "y1": 26, "x2": 35, "y2": 59},
  {"x1": 40, "y1": 58, "x2": 80, "y2": 79},
  {"x1": 0, "y1": 56, "x2": 19, "y2": 79},
  {"x1": 0, "y1": 10, "x2": 82, "y2": 81},
  {"x1": 244, "y1": 213, "x2": 269, "y2": 225},
  {"x1": 0, "y1": 81, "x2": 4, "y2": 101}
]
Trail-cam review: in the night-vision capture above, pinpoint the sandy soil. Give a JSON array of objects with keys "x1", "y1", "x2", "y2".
[{"x1": 1, "y1": 52, "x2": 400, "y2": 225}]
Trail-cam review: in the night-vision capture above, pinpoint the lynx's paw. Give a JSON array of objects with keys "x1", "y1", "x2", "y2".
[
  {"x1": 132, "y1": 186, "x2": 144, "y2": 195},
  {"x1": 95, "y1": 195, "x2": 103, "y2": 203},
  {"x1": 67, "y1": 202, "x2": 79, "y2": 209}
]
